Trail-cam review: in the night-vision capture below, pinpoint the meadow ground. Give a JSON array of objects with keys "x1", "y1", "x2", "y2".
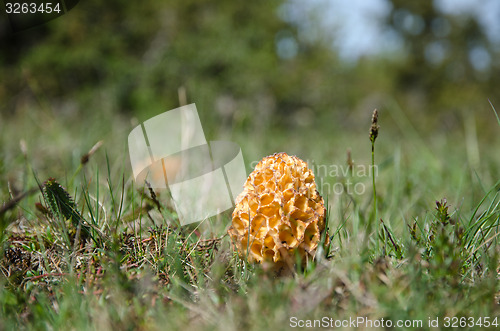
[{"x1": 0, "y1": 102, "x2": 499, "y2": 330}]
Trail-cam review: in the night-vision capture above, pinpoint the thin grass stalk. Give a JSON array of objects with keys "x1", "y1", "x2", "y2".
[{"x1": 369, "y1": 109, "x2": 380, "y2": 253}]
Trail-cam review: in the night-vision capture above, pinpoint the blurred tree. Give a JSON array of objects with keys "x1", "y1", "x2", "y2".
[
  {"x1": 3, "y1": 0, "x2": 497, "y2": 136},
  {"x1": 1, "y1": 0, "x2": 352, "y2": 135},
  {"x1": 384, "y1": 0, "x2": 499, "y2": 114}
]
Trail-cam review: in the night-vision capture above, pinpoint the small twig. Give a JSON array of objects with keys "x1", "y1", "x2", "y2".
[
  {"x1": 24, "y1": 272, "x2": 69, "y2": 282},
  {"x1": 80, "y1": 140, "x2": 104, "y2": 165},
  {"x1": 381, "y1": 219, "x2": 399, "y2": 256},
  {"x1": 0, "y1": 188, "x2": 38, "y2": 216}
]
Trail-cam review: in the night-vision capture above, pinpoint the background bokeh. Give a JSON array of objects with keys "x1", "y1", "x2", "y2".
[{"x1": 1, "y1": 0, "x2": 499, "y2": 200}]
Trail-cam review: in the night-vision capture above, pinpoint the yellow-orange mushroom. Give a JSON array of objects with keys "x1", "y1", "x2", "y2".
[{"x1": 228, "y1": 153, "x2": 328, "y2": 267}]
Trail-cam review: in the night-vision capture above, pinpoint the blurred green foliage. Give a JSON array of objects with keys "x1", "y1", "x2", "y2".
[
  {"x1": 1, "y1": 0, "x2": 497, "y2": 135},
  {"x1": 385, "y1": 0, "x2": 499, "y2": 115}
]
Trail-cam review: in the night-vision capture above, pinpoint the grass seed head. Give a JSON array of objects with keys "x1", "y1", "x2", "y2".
[{"x1": 369, "y1": 109, "x2": 379, "y2": 143}]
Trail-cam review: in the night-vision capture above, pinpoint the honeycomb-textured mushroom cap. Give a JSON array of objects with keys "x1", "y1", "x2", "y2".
[{"x1": 228, "y1": 152, "x2": 328, "y2": 265}]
